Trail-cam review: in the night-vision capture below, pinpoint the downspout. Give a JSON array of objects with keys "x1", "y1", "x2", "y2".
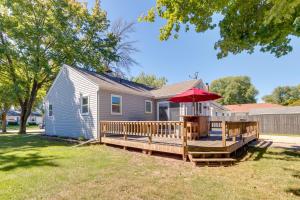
[{"x1": 97, "y1": 88, "x2": 101, "y2": 142}]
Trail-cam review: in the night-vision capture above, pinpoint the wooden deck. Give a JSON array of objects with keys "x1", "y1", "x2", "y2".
[
  {"x1": 100, "y1": 120, "x2": 259, "y2": 166},
  {"x1": 101, "y1": 133, "x2": 257, "y2": 155}
]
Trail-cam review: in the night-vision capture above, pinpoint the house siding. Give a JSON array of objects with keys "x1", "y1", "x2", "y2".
[
  {"x1": 99, "y1": 90, "x2": 156, "y2": 121},
  {"x1": 45, "y1": 66, "x2": 99, "y2": 139}
]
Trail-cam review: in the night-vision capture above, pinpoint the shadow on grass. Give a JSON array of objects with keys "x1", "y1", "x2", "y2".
[
  {"x1": 0, "y1": 152, "x2": 59, "y2": 171},
  {"x1": 0, "y1": 134, "x2": 70, "y2": 171},
  {"x1": 284, "y1": 168, "x2": 300, "y2": 197},
  {"x1": 245, "y1": 140, "x2": 273, "y2": 161},
  {"x1": 244, "y1": 140, "x2": 300, "y2": 162},
  {"x1": 0, "y1": 134, "x2": 71, "y2": 151}
]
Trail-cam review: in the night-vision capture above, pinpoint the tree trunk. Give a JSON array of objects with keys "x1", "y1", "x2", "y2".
[
  {"x1": 18, "y1": 80, "x2": 40, "y2": 134},
  {"x1": 19, "y1": 107, "x2": 28, "y2": 134},
  {"x1": 1, "y1": 111, "x2": 7, "y2": 133}
]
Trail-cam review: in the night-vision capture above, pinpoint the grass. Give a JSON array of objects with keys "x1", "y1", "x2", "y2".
[
  {"x1": 3, "y1": 124, "x2": 39, "y2": 131},
  {"x1": 0, "y1": 134, "x2": 299, "y2": 200}
]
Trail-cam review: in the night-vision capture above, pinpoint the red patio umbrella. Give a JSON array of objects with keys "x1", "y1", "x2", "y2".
[{"x1": 169, "y1": 88, "x2": 222, "y2": 115}]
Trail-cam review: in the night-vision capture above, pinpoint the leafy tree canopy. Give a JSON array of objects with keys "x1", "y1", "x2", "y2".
[
  {"x1": 0, "y1": 0, "x2": 120, "y2": 133},
  {"x1": 210, "y1": 76, "x2": 258, "y2": 105},
  {"x1": 141, "y1": 0, "x2": 300, "y2": 58},
  {"x1": 263, "y1": 85, "x2": 300, "y2": 105},
  {"x1": 131, "y1": 72, "x2": 168, "y2": 88}
]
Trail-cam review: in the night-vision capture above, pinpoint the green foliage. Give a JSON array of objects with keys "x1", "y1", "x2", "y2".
[
  {"x1": 289, "y1": 99, "x2": 300, "y2": 106},
  {"x1": 142, "y1": 0, "x2": 300, "y2": 58},
  {"x1": 0, "y1": 79, "x2": 17, "y2": 112},
  {"x1": 131, "y1": 72, "x2": 168, "y2": 88},
  {"x1": 210, "y1": 76, "x2": 258, "y2": 105},
  {"x1": 78, "y1": 134, "x2": 86, "y2": 141},
  {"x1": 0, "y1": 0, "x2": 119, "y2": 133},
  {"x1": 263, "y1": 85, "x2": 300, "y2": 105}
]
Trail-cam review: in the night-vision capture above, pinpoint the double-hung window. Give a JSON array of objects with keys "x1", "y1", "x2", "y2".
[
  {"x1": 111, "y1": 94, "x2": 122, "y2": 115},
  {"x1": 145, "y1": 100, "x2": 152, "y2": 113},
  {"x1": 48, "y1": 104, "x2": 53, "y2": 117},
  {"x1": 81, "y1": 96, "x2": 89, "y2": 115}
]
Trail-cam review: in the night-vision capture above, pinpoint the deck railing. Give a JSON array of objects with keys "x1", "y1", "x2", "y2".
[
  {"x1": 100, "y1": 121, "x2": 184, "y2": 139},
  {"x1": 220, "y1": 121, "x2": 259, "y2": 146},
  {"x1": 100, "y1": 121, "x2": 188, "y2": 160}
]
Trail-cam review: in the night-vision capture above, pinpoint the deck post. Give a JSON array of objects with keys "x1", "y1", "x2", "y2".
[
  {"x1": 123, "y1": 124, "x2": 127, "y2": 141},
  {"x1": 182, "y1": 120, "x2": 188, "y2": 161},
  {"x1": 256, "y1": 121, "x2": 260, "y2": 139},
  {"x1": 98, "y1": 121, "x2": 102, "y2": 143},
  {"x1": 221, "y1": 121, "x2": 226, "y2": 147}
]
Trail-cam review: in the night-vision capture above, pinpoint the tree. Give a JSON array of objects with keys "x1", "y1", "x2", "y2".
[
  {"x1": 289, "y1": 99, "x2": 300, "y2": 106},
  {"x1": 107, "y1": 19, "x2": 139, "y2": 78},
  {"x1": 0, "y1": 80, "x2": 17, "y2": 133},
  {"x1": 210, "y1": 76, "x2": 258, "y2": 105},
  {"x1": 142, "y1": 0, "x2": 300, "y2": 58},
  {"x1": 0, "y1": 0, "x2": 119, "y2": 134},
  {"x1": 262, "y1": 85, "x2": 300, "y2": 105},
  {"x1": 131, "y1": 72, "x2": 168, "y2": 88}
]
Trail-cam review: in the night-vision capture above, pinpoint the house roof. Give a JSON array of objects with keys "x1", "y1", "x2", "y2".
[
  {"x1": 150, "y1": 79, "x2": 203, "y2": 99},
  {"x1": 225, "y1": 103, "x2": 283, "y2": 113},
  {"x1": 72, "y1": 66, "x2": 154, "y2": 97},
  {"x1": 249, "y1": 106, "x2": 300, "y2": 115},
  {"x1": 70, "y1": 65, "x2": 203, "y2": 99}
]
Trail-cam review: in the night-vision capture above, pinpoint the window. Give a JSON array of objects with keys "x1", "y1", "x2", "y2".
[
  {"x1": 111, "y1": 94, "x2": 122, "y2": 115},
  {"x1": 81, "y1": 96, "x2": 89, "y2": 115},
  {"x1": 145, "y1": 100, "x2": 152, "y2": 113},
  {"x1": 48, "y1": 104, "x2": 53, "y2": 117}
]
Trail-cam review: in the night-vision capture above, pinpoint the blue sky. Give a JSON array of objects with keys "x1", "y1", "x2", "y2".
[{"x1": 87, "y1": 0, "x2": 300, "y2": 101}]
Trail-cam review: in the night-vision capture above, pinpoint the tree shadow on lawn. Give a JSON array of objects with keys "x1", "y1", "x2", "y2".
[
  {"x1": 0, "y1": 134, "x2": 70, "y2": 171},
  {"x1": 0, "y1": 152, "x2": 59, "y2": 171},
  {"x1": 284, "y1": 168, "x2": 300, "y2": 197},
  {"x1": 244, "y1": 140, "x2": 300, "y2": 162},
  {"x1": 0, "y1": 134, "x2": 72, "y2": 152}
]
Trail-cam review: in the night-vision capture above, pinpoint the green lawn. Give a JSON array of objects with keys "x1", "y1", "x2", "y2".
[
  {"x1": 0, "y1": 134, "x2": 299, "y2": 200},
  {"x1": 4, "y1": 124, "x2": 40, "y2": 131}
]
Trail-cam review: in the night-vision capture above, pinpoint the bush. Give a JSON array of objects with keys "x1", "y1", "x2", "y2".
[
  {"x1": 7, "y1": 122, "x2": 18, "y2": 126},
  {"x1": 78, "y1": 135, "x2": 86, "y2": 141}
]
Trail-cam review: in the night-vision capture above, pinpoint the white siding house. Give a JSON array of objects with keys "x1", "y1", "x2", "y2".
[
  {"x1": 45, "y1": 65, "x2": 99, "y2": 139},
  {"x1": 45, "y1": 65, "x2": 227, "y2": 139}
]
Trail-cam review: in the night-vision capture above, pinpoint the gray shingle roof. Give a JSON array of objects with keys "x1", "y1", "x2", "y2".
[
  {"x1": 150, "y1": 79, "x2": 202, "y2": 99},
  {"x1": 249, "y1": 106, "x2": 300, "y2": 115},
  {"x1": 71, "y1": 66, "x2": 202, "y2": 99},
  {"x1": 73, "y1": 67, "x2": 154, "y2": 97}
]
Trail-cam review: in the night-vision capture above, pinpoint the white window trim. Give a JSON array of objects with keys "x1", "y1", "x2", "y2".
[
  {"x1": 145, "y1": 100, "x2": 153, "y2": 114},
  {"x1": 111, "y1": 94, "x2": 122, "y2": 115},
  {"x1": 81, "y1": 95, "x2": 90, "y2": 116},
  {"x1": 48, "y1": 104, "x2": 53, "y2": 117}
]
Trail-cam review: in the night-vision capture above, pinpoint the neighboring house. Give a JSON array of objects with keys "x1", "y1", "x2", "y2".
[
  {"x1": 209, "y1": 101, "x2": 230, "y2": 117},
  {"x1": 225, "y1": 103, "x2": 283, "y2": 116},
  {"x1": 249, "y1": 106, "x2": 300, "y2": 115},
  {"x1": 2, "y1": 110, "x2": 43, "y2": 125},
  {"x1": 45, "y1": 65, "x2": 226, "y2": 139}
]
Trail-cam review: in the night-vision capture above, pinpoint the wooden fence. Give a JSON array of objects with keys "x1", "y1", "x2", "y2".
[{"x1": 211, "y1": 114, "x2": 300, "y2": 135}]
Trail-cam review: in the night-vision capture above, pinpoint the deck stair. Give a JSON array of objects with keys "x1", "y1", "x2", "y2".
[{"x1": 188, "y1": 151, "x2": 236, "y2": 166}]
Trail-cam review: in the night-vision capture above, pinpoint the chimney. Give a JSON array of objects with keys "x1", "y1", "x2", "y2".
[{"x1": 205, "y1": 82, "x2": 209, "y2": 91}]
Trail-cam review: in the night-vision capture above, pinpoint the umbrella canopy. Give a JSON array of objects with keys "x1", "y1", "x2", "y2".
[{"x1": 169, "y1": 88, "x2": 222, "y2": 103}]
